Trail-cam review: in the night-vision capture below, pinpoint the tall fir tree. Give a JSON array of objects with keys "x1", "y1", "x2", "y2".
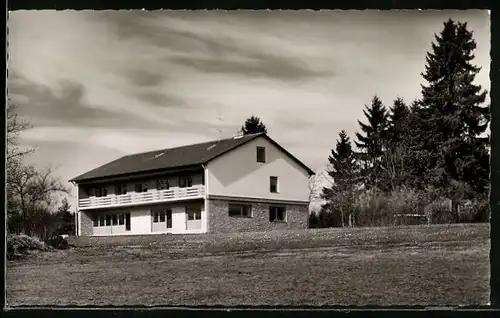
[
  {"x1": 387, "y1": 97, "x2": 410, "y2": 144},
  {"x1": 324, "y1": 130, "x2": 356, "y2": 188},
  {"x1": 400, "y1": 99, "x2": 431, "y2": 189},
  {"x1": 240, "y1": 115, "x2": 268, "y2": 135},
  {"x1": 355, "y1": 95, "x2": 390, "y2": 190},
  {"x1": 418, "y1": 19, "x2": 489, "y2": 195},
  {"x1": 55, "y1": 197, "x2": 75, "y2": 235},
  {"x1": 380, "y1": 97, "x2": 412, "y2": 190},
  {"x1": 321, "y1": 130, "x2": 357, "y2": 227}
]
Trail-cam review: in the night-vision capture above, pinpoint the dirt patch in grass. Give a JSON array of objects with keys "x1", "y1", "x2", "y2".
[{"x1": 6, "y1": 223, "x2": 489, "y2": 306}]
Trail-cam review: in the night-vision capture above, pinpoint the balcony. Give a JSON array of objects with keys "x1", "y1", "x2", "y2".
[{"x1": 78, "y1": 185, "x2": 205, "y2": 210}]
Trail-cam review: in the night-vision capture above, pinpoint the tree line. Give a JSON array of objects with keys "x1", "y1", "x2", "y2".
[
  {"x1": 316, "y1": 19, "x2": 489, "y2": 227},
  {"x1": 240, "y1": 19, "x2": 490, "y2": 227}
]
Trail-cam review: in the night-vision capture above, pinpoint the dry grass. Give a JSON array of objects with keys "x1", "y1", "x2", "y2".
[{"x1": 6, "y1": 223, "x2": 489, "y2": 306}]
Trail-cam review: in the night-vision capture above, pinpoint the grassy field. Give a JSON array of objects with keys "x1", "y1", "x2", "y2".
[{"x1": 6, "y1": 223, "x2": 490, "y2": 306}]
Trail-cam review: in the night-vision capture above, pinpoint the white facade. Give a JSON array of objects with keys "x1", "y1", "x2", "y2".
[
  {"x1": 88, "y1": 200, "x2": 206, "y2": 236},
  {"x1": 206, "y1": 136, "x2": 310, "y2": 202},
  {"x1": 131, "y1": 207, "x2": 153, "y2": 234}
]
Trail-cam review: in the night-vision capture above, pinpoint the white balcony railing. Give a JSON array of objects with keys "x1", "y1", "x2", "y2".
[{"x1": 78, "y1": 185, "x2": 205, "y2": 210}]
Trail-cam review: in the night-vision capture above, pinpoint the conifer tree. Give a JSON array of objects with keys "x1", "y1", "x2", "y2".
[
  {"x1": 355, "y1": 96, "x2": 390, "y2": 189},
  {"x1": 387, "y1": 97, "x2": 410, "y2": 144},
  {"x1": 418, "y1": 19, "x2": 489, "y2": 194},
  {"x1": 381, "y1": 97, "x2": 412, "y2": 190},
  {"x1": 321, "y1": 130, "x2": 357, "y2": 226},
  {"x1": 240, "y1": 115, "x2": 268, "y2": 135},
  {"x1": 55, "y1": 198, "x2": 74, "y2": 235},
  {"x1": 325, "y1": 130, "x2": 356, "y2": 187}
]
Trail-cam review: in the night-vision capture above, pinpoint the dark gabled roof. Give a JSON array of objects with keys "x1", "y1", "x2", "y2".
[{"x1": 70, "y1": 133, "x2": 314, "y2": 183}]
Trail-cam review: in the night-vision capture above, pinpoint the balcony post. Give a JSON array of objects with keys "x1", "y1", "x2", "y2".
[
  {"x1": 73, "y1": 182, "x2": 80, "y2": 236},
  {"x1": 202, "y1": 164, "x2": 208, "y2": 233},
  {"x1": 74, "y1": 183, "x2": 79, "y2": 211}
]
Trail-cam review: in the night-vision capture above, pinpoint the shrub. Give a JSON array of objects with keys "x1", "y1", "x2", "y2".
[
  {"x1": 458, "y1": 199, "x2": 489, "y2": 223},
  {"x1": 473, "y1": 200, "x2": 490, "y2": 223},
  {"x1": 46, "y1": 235, "x2": 71, "y2": 250},
  {"x1": 322, "y1": 185, "x2": 485, "y2": 227},
  {"x1": 354, "y1": 188, "x2": 391, "y2": 227},
  {"x1": 7, "y1": 234, "x2": 52, "y2": 259},
  {"x1": 457, "y1": 200, "x2": 476, "y2": 223},
  {"x1": 353, "y1": 186, "x2": 450, "y2": 227},
  {"x1": 7, "y1": 212, "x2": 23, "y2": 235},
  {"x1": 387, "y1": 187, "x2": 421, "y2": 213},
  {"x1": 424, "y1": 198, "x2": 455, "y2": 224},
  {"x1": 318, "y1": 208, "x2": 341, "y2": 228},
  {"x1": 387, "y1": 187, "x2": 433, "y2": 225}
]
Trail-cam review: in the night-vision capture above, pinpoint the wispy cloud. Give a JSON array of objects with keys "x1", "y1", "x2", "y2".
[
  {"x1": 125, "y1": 69, "x2": 166, "y2": 88},
  {"x1": 8, "y1": 72, "x2": 159, "y2": 129}
]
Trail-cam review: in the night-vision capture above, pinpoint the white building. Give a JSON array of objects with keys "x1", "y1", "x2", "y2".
[{"x1": 70, "y1": 133, "x2": 314, "y2": 236}]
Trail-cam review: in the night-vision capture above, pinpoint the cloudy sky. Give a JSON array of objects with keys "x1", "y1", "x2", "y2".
[{"x1": 8, "y1": 10, "x2": 490, "y2": 205}]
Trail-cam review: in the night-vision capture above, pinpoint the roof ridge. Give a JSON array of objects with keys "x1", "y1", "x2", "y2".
[{"x1": 123, "y1": 132, "x2": 264, "y2": 158}]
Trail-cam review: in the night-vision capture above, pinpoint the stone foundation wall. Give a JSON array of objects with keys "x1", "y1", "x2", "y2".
[
  {"x1": 207, "y1": 198, "x2": 308, "y2": 233},
  {"x1": 79, "y1": 211, "x2": 94, "y2": 236}
]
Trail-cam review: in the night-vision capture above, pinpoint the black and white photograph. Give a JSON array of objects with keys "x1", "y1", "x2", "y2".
[{"x1": 6, "y1": 10, "x2": 491, "y2": 306}]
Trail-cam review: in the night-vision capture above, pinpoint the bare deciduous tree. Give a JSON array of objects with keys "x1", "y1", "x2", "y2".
[
  {"x1": 308, "y1": 170, "x2": 328, "y2": 210},
  {"x1": 7, "y1": 103, "x2": 36, "y2": 165},
  {"x1": 8, "y1": 163, "x2": 69, "y2": 237},
  {"x1": 7, "y1": 101, "x2": 69, "y2": 239},
  {"x1": 380, "y1": 141, "x2": 410, "y2": 192}
]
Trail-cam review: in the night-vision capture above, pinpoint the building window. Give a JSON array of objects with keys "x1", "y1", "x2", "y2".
[
  {"x1": 152, "y1": 209, "x2": 172, "y2": 228},
  {"x1": 134, "y1": 183, "x2": 148, "y2": 193},
  {"x1": 115, "y1": 183, "x2": 127, "y2": 195},
  {"x1": 228, "y1": 203, "x2": 252, "y2": 217},
  {"x1": 105, "y1": 214, "x2": 112, "y2": 226},
  {"x1": 257, "y1": 146, "x2": 266, "y2": 163},
  {"x1": 187, "y1": 209, "x2": 201, "y2": 221},
  {"x1": 96, "y1": 186, "x2": 108, "y2": 197},
  {"x1": 269, "y1": 206, "x2": 286, "y2": 222},
  {"x1": 179, "y1": 175, "x2": 193, "y2": 188},
  {"x1": 152, "y1": 210, "x2": 168, "y2": 223},
  {"x1": 270, "y1": 176, "x2": 279, "y2": 193},
  {"x1": 94, "y1": 212, "x2": 128, "y2": 228},
  {"x1": 156, "y1": 179, "x2": 170, "y2": 190},
  {"x1": 166, "y1": 210, "x2": 172, "y2": 228},
  {"x1": 125, "y1": 213, "x2": 131, "y2": 231}
]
